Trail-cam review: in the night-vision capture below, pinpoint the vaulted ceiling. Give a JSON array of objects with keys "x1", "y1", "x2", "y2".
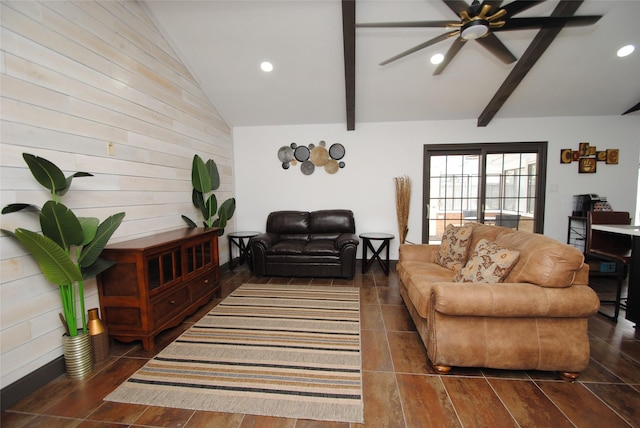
[{"x1": 142, "y1": 0, "x2": 640, "y2": 130}]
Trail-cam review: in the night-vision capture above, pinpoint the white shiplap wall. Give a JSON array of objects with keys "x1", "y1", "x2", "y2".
[{"x1": 0, "y1": 0, "x2": 234, "y2": 387}]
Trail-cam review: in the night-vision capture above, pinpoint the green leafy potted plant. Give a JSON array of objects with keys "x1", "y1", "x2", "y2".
[
  {"x1": 182, "y1": 154, "x2": 235, "y2": 235},
  {"x1": 2, "y1": 153, "x2": 125, "y2": 378}
]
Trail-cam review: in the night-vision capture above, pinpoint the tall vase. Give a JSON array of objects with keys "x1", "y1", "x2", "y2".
[
  {"x1": 87, "y1": 308, "x2": 109, "y2": 364},
  {"x1": 63, "y1": 331, "x2": 93, "y2": 379}
]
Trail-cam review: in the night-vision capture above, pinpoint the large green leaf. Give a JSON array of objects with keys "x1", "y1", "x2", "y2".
[
  {"x1": 191, "y1": 155, "x2": 212, "y2": 194},
  {"x1": 78, "y1": 217, "x2": 99, "y2": 245},
  {"x1": 59, "y1": 172, "x2": 93, "y2": 196},
  {"x1": 217, "y1": 206, "x2": 228, "y2": 229},
  {"x1": 78, "y1": 212, "x2": 125, "y2": 268},
  {"x1": 204, "y1": 194, "x2": 217, "y2": 222},
  {"x1": 23, "y1": 153, "x2": 67, "y2": 195},
  {"x1": 1, "y1": 203, "x2": 40, "y2": 215},
  {"x1": 81, "y1": 257, "x2": 116, "y2": 279},
  {"x1": 219, "y1": 197, "x2": 236, "y2": 220},
  {"x1": 192, "y1": 188, "x2": 205, "y2": 212},
  {"x1": 181, "y1": 215, "x2": 198, "y2": 228},
  {"x1": 14, "y1": 228, "x2": 82, "y2": 286},
  {"x1": 40, "y1": 201, "x2": 83, "y2": 250},
  {"x1": 206, "y1": 159, "x2": 220, "y2": 191}
]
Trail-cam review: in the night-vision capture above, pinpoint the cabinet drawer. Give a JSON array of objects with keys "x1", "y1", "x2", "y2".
[
  {"x1": 151, "y1": 286, "x2": 190, "y2": 327},
  {"x1": 191, "y1": 270, "x2": 219, "y2": 300}
]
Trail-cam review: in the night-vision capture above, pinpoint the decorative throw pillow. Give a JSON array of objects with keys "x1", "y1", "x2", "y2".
[
  {"x1": 454, "y1": 238, "x2": 520, "y2": 283},
  {"x1": 435, "y1": 224, "x2": 473, "y2": 271}
]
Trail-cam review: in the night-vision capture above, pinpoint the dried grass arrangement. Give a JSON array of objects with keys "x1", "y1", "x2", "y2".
[{"x1": 394, "y1": 176, "x2": 411, "y2": 244}]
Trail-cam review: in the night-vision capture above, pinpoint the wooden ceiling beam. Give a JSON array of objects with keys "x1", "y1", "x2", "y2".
[
  {"x1": 622, "y1": 101, "x2": 640, "y2": 115},
  {"x1": 477, "y1": 0, "x2": 584, "y2": 127},
  {"x1": 342, "y1": 0, "x2": 356, "y2": 131}
]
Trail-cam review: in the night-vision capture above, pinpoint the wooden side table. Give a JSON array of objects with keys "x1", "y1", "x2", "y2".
[
  {"x1": 360, "y1": 233, "x2": 394, "y2": 275},
  {"x1": 228, "y1": 231, "x2": 261, "y2": 271}
]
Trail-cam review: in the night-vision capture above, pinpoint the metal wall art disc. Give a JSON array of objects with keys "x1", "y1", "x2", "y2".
[
  {"x1": 280, "y1": 140, "x2": 346, "y2": 175},
  {"x1": 294, "y1": 146, "x2": 310, "y2": 162},
  {"x1": 325, "y1": 159, "x2": 339, "y2": 174},
  {"x1": 301, "y1": 160, "x2": 315, "y2": 175},
  {"x1": 278, "y1": 146, "x2": 294, "y2": 162},
  {"x1": 329, "y1": 143, "x2": 345, "y2": 160},
  {"x1": 310, "y1": 146, "x2": 329, "y2": 166}
]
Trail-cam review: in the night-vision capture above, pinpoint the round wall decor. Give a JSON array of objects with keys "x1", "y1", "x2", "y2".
[{"x1": 278, "y1": 140, "x2": 346, "y2": 175}]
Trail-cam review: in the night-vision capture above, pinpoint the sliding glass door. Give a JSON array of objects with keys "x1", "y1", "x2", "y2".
[{"x1": 423, "y1": 142, "x2": 547, "y2": 243}]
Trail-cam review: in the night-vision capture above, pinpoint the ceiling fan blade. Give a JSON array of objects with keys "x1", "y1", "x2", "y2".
[
  {"x1": 379, "y1": 30, "x2": 458, "y2": 66},
  {"x1": 501, "y1": 0, "x2": 545, "y2": 18},
  {"x1": 622, "y1": 101, "x2": 640, "y2": 115},
  {"x1": 442, "y1": 1, "x2": 473, "y2": 17},
  {"x1": 476, "y1": 33, "x2": 517, "y2": 64},
  {"x1": 433, "y1": 37, "x2": 466, "y2": 75},
  {"x1": 496, "y1": 15, "x2": 602, "y2": 30},
  {"x1": 356, "y1": 20, "x2": 453, "y2": 28}
]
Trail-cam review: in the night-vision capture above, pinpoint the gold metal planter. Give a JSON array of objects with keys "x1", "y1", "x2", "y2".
[{"x1": 63, "y1": 332, "x2": 93, "y2": 379}]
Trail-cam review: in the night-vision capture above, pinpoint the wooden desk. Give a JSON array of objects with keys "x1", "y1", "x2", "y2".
[{"x1": 591, "y1": 224, "x2": 640, "y2": 324}]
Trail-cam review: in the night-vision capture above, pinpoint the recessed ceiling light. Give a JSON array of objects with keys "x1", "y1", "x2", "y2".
[
  {"x1": 430, "y1": 54, "x2": 444, "y2": 65},
  {"x1": 260, "y1": 61, "x2": 274, "y2": 72},
  {"x1": 617, "y1": 44, "x2": 635, "y2": 57}
]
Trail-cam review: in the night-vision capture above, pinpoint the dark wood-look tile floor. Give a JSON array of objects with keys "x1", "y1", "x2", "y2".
[{"x1": 3, "y1": 263, "x2": 639, "y2": 427}]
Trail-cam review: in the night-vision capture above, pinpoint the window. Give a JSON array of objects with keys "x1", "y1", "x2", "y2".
[{"x1": 423, "y1": 142, "x2": 547, "y2": 243}]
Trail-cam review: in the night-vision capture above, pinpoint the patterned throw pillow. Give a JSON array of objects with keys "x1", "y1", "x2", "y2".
[
  {"x1": 454, "y1": 238, "x2": 520, "y2": 283},
  {"x1": 435, "y1": 224, "x2": 473, "y2": 271}
]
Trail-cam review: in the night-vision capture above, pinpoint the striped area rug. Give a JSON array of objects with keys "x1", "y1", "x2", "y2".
[{"x1": 105, "y1": 283, "x2": 363, "y2": 423}]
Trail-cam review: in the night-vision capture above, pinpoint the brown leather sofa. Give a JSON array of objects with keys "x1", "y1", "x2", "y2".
[
  {"x1": 397, "y1": 223, "x2": 600, "y2": 380},
  {"x1": 250, "y1": 210, "x2": 359, "y2": 278}
]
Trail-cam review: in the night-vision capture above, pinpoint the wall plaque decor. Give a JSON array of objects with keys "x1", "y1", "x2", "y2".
[
  {"x1": 560, "y1": 142, "x2": 619, "y2": 173},
  {"x1": 278, "y1": 140, "x2": 346, "y2": 175}
]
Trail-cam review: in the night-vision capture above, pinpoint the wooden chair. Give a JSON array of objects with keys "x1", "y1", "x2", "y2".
[
  {"x1": 495, "y1": 213, "x2": 520, "y2": 229},
  {"x1": 586, "y1": 211, "x2": 632, "y2": 322}
]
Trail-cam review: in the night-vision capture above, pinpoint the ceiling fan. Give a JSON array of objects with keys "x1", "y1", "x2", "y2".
[{"x1": 357, "y1": 0, "x2": 602, "y2": 75}]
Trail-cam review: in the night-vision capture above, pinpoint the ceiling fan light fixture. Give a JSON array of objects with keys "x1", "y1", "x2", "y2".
[
  {"x1": 460, "y1": 20, "x2": 489, "y2": 40},
  {"x1": 430, "y1": 53, "x2": 444, "y2": 65},
  {"x1": 617, "y1": 45, "x2": 635, "y2": 58}
]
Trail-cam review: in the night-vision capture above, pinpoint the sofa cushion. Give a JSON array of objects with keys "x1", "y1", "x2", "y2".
[
  {"x1": 496, "y1": 231, "x2": 585, "y2": 287},
  {"x1": 454, "y1": 239, "x2": 520, "y2": 283},
  {"x1": 303, "y1": 240, "x2": 339, "y2": 255},
  {"x1": 435, "y1": 224, "x2": 473, "y2": 271},
  {"x1": 267, "y1": 211, "x2": 310, "y2": 234},
  {"x1": 267, "y1": 240, "x2": 307, "y2": 255},
  {"x1": 309, "y1": 233, "x2": 341, "y2": 241},
  {"x1": 309, "y1": 210, "x2": 355, "y2": 234}
]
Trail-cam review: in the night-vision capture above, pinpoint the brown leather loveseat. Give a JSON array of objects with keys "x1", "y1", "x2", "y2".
[
  {"x1": 250, "y1": 210, "x2": 359, "y2": 278},
  {"x1": 397, "y1": 222, "x2": 600, "y2": 380}
]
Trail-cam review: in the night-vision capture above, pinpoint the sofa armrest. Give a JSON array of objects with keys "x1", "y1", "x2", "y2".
[
  {"x1": 430, "y1": 283, "x2": 600, "y2": 318},
  {"x1": 336, "y1": 233, "x2": 359, "y2": 250},
  {"x1": 399, "y1": 244, "x2": 439, "y2": 263},
  {"x1": 250, "y1": 232, "x2": 279, "y2": 250}
]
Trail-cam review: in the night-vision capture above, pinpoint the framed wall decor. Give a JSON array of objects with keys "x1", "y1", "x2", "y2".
[
  {"x1": 561, "y1": 142, "x2": 619, "y2": 173},
  {"x1": 578, "y1": 157, "x2": 597, "y2": 173},
  {"x1": 560, "y1": 149, "x2": 572, "y2": 164}
]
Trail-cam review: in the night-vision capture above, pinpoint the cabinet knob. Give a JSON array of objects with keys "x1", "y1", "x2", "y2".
[
  {"x1": 170, "y1": 300, "x2": 176, "y2": 304},
  {"x1": 204, "y1": 279, "x2": 209, "y2": 284}
]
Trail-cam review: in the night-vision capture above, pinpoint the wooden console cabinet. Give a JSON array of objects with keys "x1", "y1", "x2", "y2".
[{"x1": 97, "y1": 228, "x2": 221, "y2": 350}]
